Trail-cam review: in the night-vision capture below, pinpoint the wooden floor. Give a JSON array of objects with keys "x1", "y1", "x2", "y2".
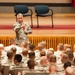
[{"x1": 0, "y1": 13, "x2": 75, "y2": 36}]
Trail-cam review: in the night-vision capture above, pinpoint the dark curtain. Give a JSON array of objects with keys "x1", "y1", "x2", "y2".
[{"x1": 72, "y1": 0, "x2": 75, "y2": 7}]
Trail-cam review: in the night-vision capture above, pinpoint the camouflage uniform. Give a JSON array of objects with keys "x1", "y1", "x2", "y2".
[{"x1": 13, "y1": 22, "x2": 32, "y2": 45}]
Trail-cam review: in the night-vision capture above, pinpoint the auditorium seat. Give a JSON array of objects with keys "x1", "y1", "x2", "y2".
[
  {"x1": 14, "y1": 68, "x2": 49, "y2": 75},
  {"x1": 2, "y1": 65, "x2": 10, "y2": 75}
]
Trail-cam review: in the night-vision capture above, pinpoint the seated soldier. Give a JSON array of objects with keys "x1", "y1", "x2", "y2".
[
  {"x1": 40, "y1": 50, "x2": 46, "y2": 57},
  {"x1": 48, "y1": 48, "x2": 54, "y2": 54},
  {"x1": 49, "y1": 55, "x2": 56, "y2": 65},
  {"x1": 10, "y1": 54, "x2": 24, "y2": 70},
  {"x1": 64, "y1": 61, "x2": 71, "y2": 70},
  {"x1": 65, "y1": 67, "x2": 75, "y2": 75},
  {"x1": 35, "y1": 56, "x2": 48, "y2": 71},
  {"x1": 2, "y1": 50, "x2": 14, "y2": 66},
  {"x1": 47, "y1": 50, "x2": 54, "y2": 62},
  {"x1": 28, "y1": 52, "x2": 39, "y2": 66},
  {"x1": 54, "y1": 43, "x2": 64, "y2": 60},
  {"x1": 28, "y1": 52, "x2": 35, "y2": 60},
  {"x1": 0, "y1": 49, "x2": 6, "y2": 65},
  {"x1": 0, "y1": 44, "x2": 7, "y2": 59},
  {"x1": 71, "y1": 58, "x2": 75, "y2": 71},
  {"x1": 28, "y1": 44, "x2": 35, "y2": 53},
  {"x1": 35, "y1": 50, "x2": 46, "y2": 64},
  {"x1": 22, "y1": 59, "x2": 37, "y2": 75},
  {"x1": 64, "y1": 44, "x2": 71, "y2": 51},
  {"x1": 20, "y1": 41, "x2": 28, "y2": 50},
  {"x1": 10, "y1": 47, "x2": 17, "y2": 56},
  {"x1": 21, "y1": 49, "x2": 29, "y2": 67},
  {"x1": 35, "y1": 42, "x2": 44, "y2": 60},
  {"x1": 0, "y1": 50, "x2": 5, "y2": 75},
  {"x1": 57, "y1": 53, "x2": 69, "y2": 71},
  {"x1": 5, "y1": 38, "x2": 22, "y2": 54},
  {"x1": 49, "y1": 55, "x2": 64, "y2": 74},
  {"x1": 10, "y1": 54, "x2": 25, "y2": 75},
  {"x1": 40, "y1": 56, "x2": 48, "y2": 67},
  {"x1": 1, "y1": 50, "x2": 14, "y2": 75},
  {"x1": 21, "y1": 48, "x2": 28, "y2": 62},
  {"x1": 67, "y1": 52, "x2": 74, "y2": 65},
  {"x1": 27, "y1": 59, "x2": 35, "y2": 70},
  {"x1": 49, "y1": 64, "x2": 58, "y2": 75},
  {"x1": 41, "y1": 41, "x2": 48, "y2": 54}
]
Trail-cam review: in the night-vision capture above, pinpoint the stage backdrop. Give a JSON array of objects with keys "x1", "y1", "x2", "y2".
[
  {"x1": 72, "y1": 0, "x2": 75, "y2": 7},
  {"x1": 0, "y1": 0, "x2": 71, "y2": 3}
]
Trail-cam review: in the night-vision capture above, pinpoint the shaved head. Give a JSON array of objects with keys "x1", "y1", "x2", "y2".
[
  {"x1": 17, "y1": 13, "x2": 23, "y2": 18},
  {"x1": 17, "y1": 13, "x2": 23, "y2": 23},
  {"x1": 66, "y1": 67, "x2": 74, "y2": 75}
]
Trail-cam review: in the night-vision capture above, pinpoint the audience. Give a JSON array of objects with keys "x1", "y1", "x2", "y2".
[
  {"x1": 40, "y1": 50, "x2": 46, "y2": 57},
  {"x1": 49, "y1": 55, "x2": 56, "y2": 65},
  {"x1": 40, "y1": 56, "x2": 48, "y2": 66},
  {"x1": 67, "y1": 52, "x2": 74, "y2": 65},
  {"x1": 57, "y1": 53, "x2": 69, "y2": 72},
  {"x1": 21, "y1": 48, "x2": 29, "y2": 67},
  {"x1": 28, "y1": 52, "x2": 35, "y2": 60},
  {"x1": 64, "y1": 61, "x2": 71, "y2": 70},
  {"x1": 54, "y1": 43, "x2": 64, "y2": 60},
  {"x1": 65, "y1": 67, "x2": 75, "y2": 75},
  {"x1": 35, "y1": 56, "x2": 48, "y2": 71},
  {"x1": 47, "y1": 50, "x2": 54, "y2": 62},
  {"x1": 64, "y1": 44, "x2": 71, "y2": 51},
  {"x1": 41, "y1": 41, "x2": 48, "y2": 54},
  {"x1": 1, "y1": 42, "x2": 75, "y2": 75},
  {"x1": 73, "y1": 45, "x2": 75, "y2": 57},
  {"x1": 2, "y1": 50, "x2": 14, "y2": 66},
  {"x1": 35, "y1": 42, "x2": 44, "y2": 60},
  {"x1": 21, "y1": 48, "x2": 28, "y2": 62},
  {"x1": 48, "y1": 48, "x2": 54, "y2": 54},
  {"x1": 20, "y1": 40, "x2": 28, "y2": 50},
  {"x1": 27, "y1": 59, "x2": 35, "y2": 70},
  {"x1": 49, "y1": 64, "x2": 58, "y2": 75},
  {"x1": 28, "y1": 44, "x2": 35, "y2": 53},
  {"x1": 22, "y1": 59, "x2": 36, "y2": 75},
  {"x1": 5, "y1": 38, "x2": 22, "y2": 54},
  {"x1": 10, "y1": 54, "x2": 24, "y2": 70},
  {"x1": 0, "y1": 44, "x2": 7, "y2": 58},
  {"x1": 10, "y1": 47, "x2": 17, "y2": 56}
]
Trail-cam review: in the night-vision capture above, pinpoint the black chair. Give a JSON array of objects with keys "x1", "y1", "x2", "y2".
[
  {"x1": 14, "y1": 5, "x2": 33, "y2": 27},
  {"x1": 35, "y1": 5, "x2": 53, "y2": 28}
]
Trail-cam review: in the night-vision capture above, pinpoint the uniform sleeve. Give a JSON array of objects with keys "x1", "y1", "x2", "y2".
[
  {"x1": 13, "y1": 23, "x2": 21, "y2": 32},
  {"x1": 24, "y1": 22, "x2": 32, "y2": 34},
  {"x1": 27, "y1": 25, "x2": 32, "y2": 34}
]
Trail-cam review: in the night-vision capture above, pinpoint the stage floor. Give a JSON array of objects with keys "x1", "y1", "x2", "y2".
[{"x1": 0, "y1": 13, "x2": 75, "y2": 36}]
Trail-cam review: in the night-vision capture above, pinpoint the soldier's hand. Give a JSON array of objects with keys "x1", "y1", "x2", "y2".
[
  {"x1": 21, "y1": 24, "x2": 25, "y2": 29},
  {"x1": 24, "y1": 30, "x2": 28, "y2": 34}
]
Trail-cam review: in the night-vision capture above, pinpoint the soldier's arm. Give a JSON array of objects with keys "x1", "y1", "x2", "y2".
[
  {"x1": 28, "y1": 26, "x2": 32, "y2": 34},
  {"x1": 13, "y1": 24, "x2": 21, "y2": 32},
  {"x1": 24, "y1": 23, "x2": 32, "y2": 34}
]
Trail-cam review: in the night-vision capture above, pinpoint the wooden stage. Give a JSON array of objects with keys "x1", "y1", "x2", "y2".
[{"x1": 0, "y1": 13, "x2": 75, "y2": 36}]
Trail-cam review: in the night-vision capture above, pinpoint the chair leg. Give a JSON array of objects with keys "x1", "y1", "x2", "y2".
[
  {"x1": 30, "y1": 15, "x2": 33, "y2": 28},
  {"x1": 51, "y1": 16, "x2": 54, "y2": 28},
  {"x1": 37, "y1": 16, "x2": 39, "y2": 28}
]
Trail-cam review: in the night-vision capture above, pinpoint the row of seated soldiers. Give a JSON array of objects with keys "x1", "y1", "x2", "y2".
[{"x1": 0, "y1": 38, "x2": 75, "y2": 75}]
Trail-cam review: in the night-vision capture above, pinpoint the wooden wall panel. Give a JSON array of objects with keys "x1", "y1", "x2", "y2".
[{"x1": 0, "y1": 0, "x2": 71, "y2": 3}]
